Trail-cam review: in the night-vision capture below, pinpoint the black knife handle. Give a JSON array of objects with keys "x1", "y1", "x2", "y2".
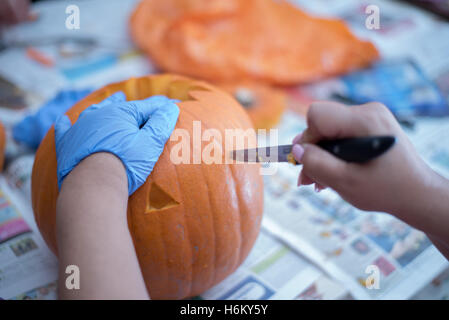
[{"x1": 317, "y1": 136, "x2": 396, "y2": 163}]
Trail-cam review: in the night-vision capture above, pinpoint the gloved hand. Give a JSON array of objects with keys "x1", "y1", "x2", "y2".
[
  {"x1": 54, "y1": 92, "x2": 179, "y2": 195},
  {"x1": 13, "y1": 89, "x2": 92, "y2": 150}
]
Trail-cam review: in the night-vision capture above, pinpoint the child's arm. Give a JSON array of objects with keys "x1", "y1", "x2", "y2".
[
  {"x1": 53, "y1": 93, "x2": 179, "y2": 299},
  {"x1": 57, "y1": 152, "x2": 149, "y2": 299},
  {"x1": 292, "y1": 101, "x2": 449, "y2": 259}
]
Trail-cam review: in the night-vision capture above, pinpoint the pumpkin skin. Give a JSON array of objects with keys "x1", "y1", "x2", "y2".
[
  {"x1": 0, "y1": 121, "x2": 5, "y2": 171},
  {"x1": 130, "y1": 0, "x2": 379, "y2": 85},
  {"x1": 220, "y1": 82, "x2": 286, "y2": 130},
  {"x1": 31, "y1": 74, "x2": 264, "y2": 299}
]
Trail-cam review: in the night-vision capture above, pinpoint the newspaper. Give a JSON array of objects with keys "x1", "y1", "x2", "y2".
[
  {"x1": 4, "y1": 154, "x2": 35, "y2": 203},
  {"x1": 260, "y1": 111, "x2": 449, "y2": 300},
  {"x1": 412, "y1": 268, "x2": 449, "y2": 300},
  {"x1": 199, "y1": 229, "x2": 348, "y2": 300},
  {"x1": 0, "y1": 175, "x2": 58, "y2": 300}
]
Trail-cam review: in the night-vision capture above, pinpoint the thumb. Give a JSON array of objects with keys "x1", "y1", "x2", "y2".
[
  {"x1": 294, "y1": 143, "x2": 349, "y2": 188},
  {"x1": 54, "y1": 115, "x2": 72, "y2": 146}
]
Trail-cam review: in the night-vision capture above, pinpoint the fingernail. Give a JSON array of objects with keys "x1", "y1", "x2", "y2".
[
  {"x1": 292, "y1": 144, "x2": 304, "y2": 162},
  {"x1": 314, "y1": 183, "x2": 326, "y2": 192}
]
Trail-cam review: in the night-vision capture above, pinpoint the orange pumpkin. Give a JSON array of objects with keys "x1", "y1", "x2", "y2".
[
  {"x1": 31, "y1": 74, "x2": 264, "y2": 299},
  {"x1": 0, "y1": 122, "x2": 5, "y2": 171},
  {"x1": 220, "y1": 82, "x2": 286, "y2": 130},
  {"x1": 130, "y1": 0, "x2": 379, "y2": 85}
]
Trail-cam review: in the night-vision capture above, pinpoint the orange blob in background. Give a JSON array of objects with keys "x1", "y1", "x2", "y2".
[{"x1": 130, "y1": 0, "x2": 380, "y2": 86}]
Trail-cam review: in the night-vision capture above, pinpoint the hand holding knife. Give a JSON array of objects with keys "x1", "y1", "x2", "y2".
[{"x1": 231, "y1": 136, "x2": 396, "y2": 164}]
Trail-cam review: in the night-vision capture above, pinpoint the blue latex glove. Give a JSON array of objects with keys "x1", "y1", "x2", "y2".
[
  {"x1": 54, "y1": 92, "x2": 180, "y2": 195},
  {"x1": 13, "y1": 89, "x2": 92, "y2": 150}
]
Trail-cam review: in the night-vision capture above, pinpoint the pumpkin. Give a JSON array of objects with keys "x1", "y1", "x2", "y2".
[
  {"x1": 0, "y1": 121, "x2": 5, "y2": 171},
  {"x1": 130, "y1": 0, "x2": 379, "y2": 85},
  {"x1": 31, "y1": 74, "x2": 264, "y2": 299},
  {"x1": 220, "y1": 82, "x2": 286, "y2": 130}
]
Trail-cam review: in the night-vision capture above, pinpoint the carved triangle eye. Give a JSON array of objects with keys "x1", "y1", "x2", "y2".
[{"x1": 146, "y1": 182, "x2": 180, "y2": 213}]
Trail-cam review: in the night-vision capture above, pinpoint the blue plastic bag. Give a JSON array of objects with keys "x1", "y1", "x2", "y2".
[{"x1": 13, "y1": 89, "x2": 92, "y2": 149}]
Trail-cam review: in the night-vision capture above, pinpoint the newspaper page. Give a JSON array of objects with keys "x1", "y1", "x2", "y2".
[
  {"x1": 412, "y1": 268, "x2": 449, "y2": 300},
  {"x1": 11, "y1": 281, "x2": 58, "y2": 300},
  {"x1": 199, "y1": 229, "x2": 348, "y2": 300},
  {"x1": 260, "y1": 111, "x2": 449, "y2": 299},
  {"x1": 405, "y1": 118, "x2": 449, "y2": 177},
  {"x1": 4, "y1": 154, "x2": 35, "y2": 203},
  {"x1": 0, "y1": 176, "x2": 58, "y2": 299}
]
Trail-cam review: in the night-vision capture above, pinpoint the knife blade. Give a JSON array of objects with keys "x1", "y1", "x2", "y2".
[{"x1": 231, "y1": 136, "x2": 396, "y2": 164}]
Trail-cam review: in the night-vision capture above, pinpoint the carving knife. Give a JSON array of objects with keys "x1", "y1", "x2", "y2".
[{"x1": 231, "y1": 136, "x2": 396, "y2": 164}]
